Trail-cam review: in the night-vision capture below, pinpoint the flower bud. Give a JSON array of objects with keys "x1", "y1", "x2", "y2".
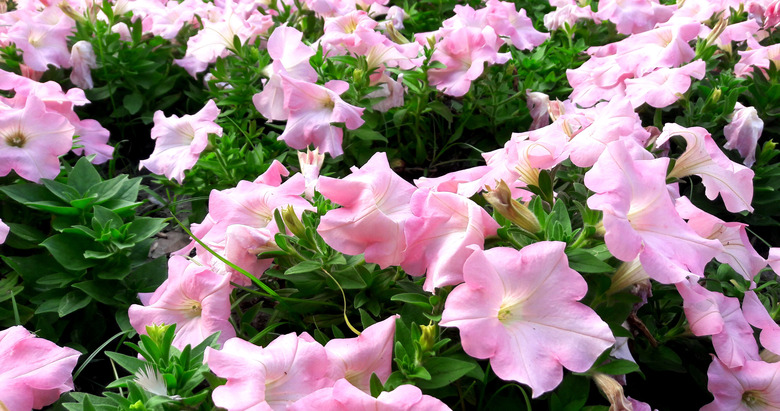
[
  {"x1": 419, "y1": 324, "x2": 436, "y2": 353},
  {"x1": 592, "y1": 373, "x2": 633, "y2": 411},
  {"x1": 145, "y1": 323, "x2": 171, "y2": 346},
  {"x1": 298, "y1": 148, "x2": 325, "y2": 199},
  {"x1": 483, "y1": 180, "x2": 542, "y2": 234},
  {"x1": 608, "y1": 258, "x2": 649, "y2": 295},
  {"x1": 59, "y1": 0, "x2": 85, "y2": 23},
  {"x1": 281, "y1": 205, "x2": 307, "y2": 239},
  {"x1": 385, "y1": 23, "x2": 411, "y2": 44}
]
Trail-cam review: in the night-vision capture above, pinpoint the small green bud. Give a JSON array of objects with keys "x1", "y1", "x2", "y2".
[
  {"x1": 145, "y1": 323, "x2": 171, "y2": 346},
  {"x1": 418, "y1": 324, "x2": 436, "y2": 353},
  {"x1": 281, "y1": 205, "x2": 306, "y2": 239}
]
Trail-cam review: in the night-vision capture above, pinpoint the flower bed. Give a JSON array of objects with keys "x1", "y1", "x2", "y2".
[{"x1": 1, "y1": 0, "x2": 780, "y2": 409}]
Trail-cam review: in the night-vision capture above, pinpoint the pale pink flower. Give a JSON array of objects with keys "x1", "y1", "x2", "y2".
[
  {"x1": 324, "y1": 315, "x2": 398, "y2": 393},
  {"x1": 0, "y1": 325, "x2": 80, "y2": 411},
  {"x1": 676, "y1": 278, "x2": 759, "y2": 369},
  {"x1": 624, "y1": 60, "x2": 706, "y2": 108},
  {"x1": 7, "y1": 7, "x2": 75, "y2": 71},
  {"x1": 402, "y1": 189, "x2": 500, "y2": 291},
  {"x1": 734, "y1": 40, "x2": 780, "y2": 78},
  {"x1": 566, "y1": 55, "x2": 632, "y2": 107},
  {"x1": 206, "y1": 333, "x2": 336, "y2": 411},
  {"x1": 526, "y1": 90, "x2": 550, "y2": 130},
  {"x1": 742, "y1": 291, "x2": 780, "y2": 357},
  {"x1": 658, "y1": 123, "x2": 755, "y2": 213},
  {"x1": 277, "y1": 75, "x2": 365, "y2": 157},
  {"x1": 724, "y1": 103, "x2": 763, "y2": 167},
  {"x1": 675, "y1": 197, "x2": 766, "y2": 282},
  {"x1": 0, "y1": 95, "x2": 74, "y2": 183},
  {"x1": 604, "y1": 22, "x2": 701, "y2": 77},
  {"x1": 764, "y1": 0, "x2": 780, "y2": 28},
  {"x1": 440, "y1": 242, "x2": 615, "y2": 397},
  {"x1": 428, "y1": 26, "x2": 510, "y2": 97},
  {"x1": 0, "y1": 218, "x2": 8, "y2": 244},
  {"x1": 128, "y1": 256, "x2": 235, "y2": 350},
  {"x1": 585, "y1": 140, "x2": 723, "y2": 284},
  {"x1": 702, "y1": 357, "x2": 780, "y2": 411},
  {"x1": 565, "y1": 98, "x2": 650, "y2": 167},
  {"x1": 71, "y1": 118, "x2": 113, "y2": 164},
  {"x1": 483, "y1": 0, "x2": 549, "y2": 50},
  {"x1": 597, "y1": 0, "x2": 674, "y2": 35},
  {"x1": 288, "y1": 379, "x2": 451, "y2": 411},
  {"x1": 140, "y1": 100, "x2": 223, "y2": 183},
  {"x1": 544, "y1": 4, "x2": 597, "y2": 31},
  {"x1": 298, "y1": 148, "x2": 325, "y2": 199},
  {"x1": 320, "y1": 10, "x2": 378, "y2": 52},
  {"x1": 367, "y1": 73, "x2": 406, "y2": 112},
  {"x1": 317, "y1": 152, "x2": 416, "y2": 268},
  {"x1": 69, "y1": 40, "x2": 96, "y2": 89},
  {"x1": 769, "y1": 248, "x2": 780, "y2": 276}
]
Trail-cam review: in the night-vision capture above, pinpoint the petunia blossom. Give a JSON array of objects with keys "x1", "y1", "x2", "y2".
[
  {"x1": 128, "y1": 255, "x2": 235, "y2": 350},
  {"x1": 657, "y1": 123, "x2": 755, "y2": 213},
  {"x1": 0, "y1": 325, "x2": 80, "y2": 411},
  {"x1": 0, "y1": 218, "x2": 8, "y2": 244},
  {"x1": 324, "y1": 315, "x2": 398, "y2": 393},
  {"x1": 702, "y1": 357, "x2": 780, "y2": 411},
  {"x1": 317, "y1": 152, "x2": 416, "y2": 268},
  {"x1": 402, "y1": 189, "x2": 500, "y2": 291},
  {"x1": 288, "y1": 379, "x2": 451, "y2": 411},
  {"x1": 742, "y1": 291, "x2": 780, "y2": 357},
  {"x1": 676, "y1": 278, "x2": 759, "y2": 369},
  {"x1": 440, "y1": 242, "x2": 615, "y2": 397},
  {"x1": 585, "y1": 140, "x2": 723, "y2": 284},
  {"x1": 206, "y1": 333, "x2": 335, "y2": 411},
  {"x1": 0, "y1": 95, "x2": 75, "y2": 183},
  {"x1": 624, "y1": 60, "x2": 706, "y2": 108},
  {"x1": 724, "y1": 102, "x2": 763, "y2": 167},
  {"x1": 139, "y1": 99, "x2": 222, "y2": 183},
  {"x1": 277, "y1": 75, "x2": 365, "y2": 157},
  {"x1": 675, "y1": 197, "x2": 766, "y2": 282}
]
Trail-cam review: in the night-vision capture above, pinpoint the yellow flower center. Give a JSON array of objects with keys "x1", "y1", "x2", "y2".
[{"x1": 4, "y1": 131, "x2": 26, "y2": 148}]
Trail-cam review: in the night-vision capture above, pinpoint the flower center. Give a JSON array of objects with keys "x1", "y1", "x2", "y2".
[
  {"x1": 742, "y1": 391, "x2": 768, "y2": 409},
  {"x1": 4, "y1": 131, "x2": 27, "y2": 148},
  {"x1": 183, "y1": 300, "x2": 202, "y2": 318}
]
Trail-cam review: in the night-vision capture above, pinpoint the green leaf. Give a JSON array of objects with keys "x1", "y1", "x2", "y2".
[
  {"x1": 127, "y1": 217, "x2": 168, "y2": 242},
  {"x1": 105, "y1": 351, "x2": 147, "y2": 374},
  {"x1": 350, "y1": 128, "x2": 388, "y2": 143},
  {"x1": 73, "y1": 280, "x2": 120, "y2": 305},
  {"x1": 28, "y1": 201, "x2": 81, "y2": 215},
  {"x1": 123, "y1": 92, "x2": 143, "y2": 115},
  {"x1": 68, "y1": 157, "x2": 102, "y2": 194},
  {"x1": 58, "y1": 290, "x2": 92, "y2": 317},
  {"x1": 591, "y1": 359, "x2": 640, "y2": 375},
  {"x1": 0, "y1": 183, "x2": 59, "y2": 204},
  {"x1": 41, "y1": 179, "x2": 81, "y2": 203},
  {"x1": 566, "y1": 249, "x2": 614, "y2": 273},
  {"x1": 41, "y1": 233, "x2": 100, "y2": 271},
  {"x1": 285, "y1": 260, "x2": 323, "y2": 275},
  {"x1": 416, "y1": 357, "x2": 477, "y2": 389},
  {"x1": 426, "y1": 101, "x2": 453, "y2": 123},
  {"x1": 390, "y1": 293, "x2": 433, "y2": 310}
]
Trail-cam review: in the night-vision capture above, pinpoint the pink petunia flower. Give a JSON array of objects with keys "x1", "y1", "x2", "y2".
[
  {"x1": 702, "y1": 356, "x2": 780, "y2": 411},
  {"x1": 0, "y1": 95, "x2": 74, "y2": 183},
  {"x1": 440, "y1": 242, "x2": 615, "y2": 397},
  {"x1": 318, "y1": 152, "x2": 416, "y2": 268},
  {"x1": 276, "y1": 75, "x2": 365, "y2": 157},
  {"x1": 0, "y1": 325, "x2": 80, "y2": 411},
  {"x1": 402, "y1": 189, "x2": 500, "y2": 291},
  {"x1": 675, "y1": 197, "x2": 766, "y2": 282},
  {"x1": 585, "y1": 140, "x2": 723, "y2": 284},
  {"x1": 128, "y1": 255, "x2": 236, "y2": 350},
  {"x1": 324, "y1": 315, "x2": 398, "y2": 393},
  {"x1": 724, "y1": 102, "x2": 763, "y2": 167},
  {"x1": 676, "y1": 278, "x2": 759, "y2": 369},
  {"x1": 206, "y1": 332, "x2": 336, "y2": 411},
  {"x1": 596, "y1": 0, "x2": 674, "y2": 35},
  {"x1": 0, "y1": 218, "x2": 8, "y2": 244},
  {"x1": 624, "y1": 60, "x2": 706, "y2": 108},
  {"x1": 658, "y1": 123, "x2": 755, "y2": 213},
  {"x1": 69, "y1": 40, "x2": 96, "y2": 89},
  {"x1": 742, "y1": 291, "x2": 780, "y2": 357},
  {"x1": 288, "y1": 379, "x2": 451, "y2": 411},
  {"x1": 139, "y1": 99, "x2": 223, "y2": 183}
]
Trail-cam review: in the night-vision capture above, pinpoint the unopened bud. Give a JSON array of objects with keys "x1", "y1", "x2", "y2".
[
  {"x1": 419, "y1": 324, "x2": 436, "y2": 352},
  {"x1": 483, "y1": 180, "x2": 542, "y2": 234},
  {"x1": 59, "y1": 0, "x2": 85, "y2": 23},
  {"x1": 281, "y1": 205, "x2": 306, "y2": 238},
  {"x1": 593, "y1": 373, "x2": 633, "y2": 411},
  {"x1": 703, "y1": 18, "x2": 728, "y2": 49},
  {"x1": 145, "y1": 323, "x2": 171, "y2": 346},
  {"x1": 385, "y1": 23, "x2": 410, "y2": 44},
  {"x1": 608, "y1": 258, "x2": 649, "y2": 295},
  {"x1": 427, "y1": 35, "x2": 437, "y2": 50}
]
